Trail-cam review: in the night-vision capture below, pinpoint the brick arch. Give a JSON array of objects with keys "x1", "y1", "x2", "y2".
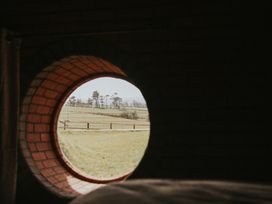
[{"x1": 20, "y1": 55, "x2": 127, "y2": 198}]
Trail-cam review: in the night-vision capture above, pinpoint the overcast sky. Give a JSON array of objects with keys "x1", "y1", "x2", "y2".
[{"x1": 69, "y1": 77, "x2": 146, "y2": 103}]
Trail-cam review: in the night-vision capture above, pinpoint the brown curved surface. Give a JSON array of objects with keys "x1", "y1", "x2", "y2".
[{"x1": 70, "y1": 179, "x2": 272, "y2": 204}]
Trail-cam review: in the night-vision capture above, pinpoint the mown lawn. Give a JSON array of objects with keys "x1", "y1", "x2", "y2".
[{"x1": 57, "y1": 130, "x2": 149, "y2": 179}]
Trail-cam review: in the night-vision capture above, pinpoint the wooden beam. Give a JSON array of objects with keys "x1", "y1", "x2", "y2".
[{"x1": 0, "y1": 29, "x2": 21, "y2": 204}]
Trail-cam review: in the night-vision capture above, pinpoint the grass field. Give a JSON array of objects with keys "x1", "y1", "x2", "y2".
[
  {"x1": 57, "y1": 105, "x2": 150, "y2": 179},
  {"x1": 58, "y1": 106, "x2": 149, "y2": 130}
]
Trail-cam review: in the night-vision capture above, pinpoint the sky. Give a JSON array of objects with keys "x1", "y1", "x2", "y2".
[{"x1": 68, "y1": 77, "x2": 146, "y2": 103}]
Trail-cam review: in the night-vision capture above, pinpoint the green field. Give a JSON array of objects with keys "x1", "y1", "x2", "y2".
[{"x1": 57, "y1": 106, "x2": 150, "y2": 179}]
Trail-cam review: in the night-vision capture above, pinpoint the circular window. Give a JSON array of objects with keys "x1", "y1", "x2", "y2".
[
  {"x1": 19, "y1": 56, "x2": 150, "y2": 198},
  {"x1": 54, "y1": 77, "x2": 150, "y2": 182}
]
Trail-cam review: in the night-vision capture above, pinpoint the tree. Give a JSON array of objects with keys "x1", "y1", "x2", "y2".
[
  {"x1": 99, "y1": 95, "x2": 104, "y2": 108},
  {"x1": 105, "y1": 94, "x2": 110, "y2": 108},
  {"x1": 132, "y1": 100, "x2": 146, "y2": 108},
  {"x1": 92, "y1": 91, "x2": 100, "y2": 108},
  {"x1": 111, "y1": 93, "x2": 122, "y2": 109},
  {"x1": 76, "y1": 98, "x2": 82, "y2": 106},
  {"x1": 110, "y1": 93, "x2": 117, "y2": 108},
  {"x1": 87, "y1": 98, "x2": 93, "y2": 107},
  {"x1": 123, "y1": 102, "x2": 129, "y2": 107},
  {"x1": 68, "y1": 96, "x2": 76, "y2": 106}
]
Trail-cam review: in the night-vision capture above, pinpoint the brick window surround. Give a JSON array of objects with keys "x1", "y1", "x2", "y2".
[{"x1": 19, "y1": 56, "x2": 130, "y2": 198}]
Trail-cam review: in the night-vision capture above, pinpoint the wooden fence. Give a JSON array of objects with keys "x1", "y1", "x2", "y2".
[{"x1": 58, "y1": 120, "x2": 149, "y2": 131}]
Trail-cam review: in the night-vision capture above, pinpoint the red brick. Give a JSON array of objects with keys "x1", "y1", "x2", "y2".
[
  {"x1": 34, "y1": 174, "x2": 46, "y2": 182},
  {"x1": 58, "y1": 68, "x2": 81, "y2": 79},
  {"x1": 22, "y1": 105, "x2": 29, "y2": 113},
  {"x1": 70, "y1": 68, "x2": 86, "y2": 77},
  {"x1": 32, "y1": 96, "x2": 46, "y2": 105},
  {"x1": 20, "y1": 114, "x2": 27, "y2": 122},
  {"x1": 47, "y1": 73, "x2": 60, "y2": 81},
  {"x1": 99, "y1": 58, "x2": 115, "y2": 69},
  {"x1": 36, "y1": 87, "x2": 46, "y2": 96},
  {"x1": 41, "y1": 115, "x2": 51, "y2": 123},
  {"x1": 55, "y1": 84, "x2": 67, "y2": 92},
  {"x1": 44, "y1": 90, "x2": 58, "y2": 99},
  {"x1": 27, "y1": 123, "x2": 34, "y2": 132},
  {"x1": 37, "y1": 105, "x2": 51, "y2": 114},
  {"x1": 86, "y1": 63, "x2": 99, "y2": 72},
  {"x1": 63, "y1": 188, "x2": 77, "y2": 194},
  {"x1": 20, "y1": 131, "x2": 26, "y2": 140},
  {"x1": 43, "y1": 159, "x2": 58, "y2": 168},
  {"x1": 36, "y1": 71, "x2": 49, "y2": 78},
  {"x1": 27, "y1": 114, "x2": 41, "y2": 123},
  {"x1": 34, "y1": 124, "x2": 49, "y2": 132},
  {"x1": 42, "y1": 80, "x2": 58, "y2": 89},
  {"x1": 68, "y1": 58, "x2": 78, "y2": 63},
  {"x1": 66, "y1": 73, "x2": 80, "y2": 81},
  {"x1": 55, "y1": 181, "x2": 69, "y2": 189},
  {"x1": 59, "y1": 63, "x2": 74, "y2": 70},
  {"x1": 73, "y1": 62, "x2": 92, "y2": 73},
  {"x1": 26, "y1": 133, "x2": 40, "y2": 142},
  {"x1": 55, "y1": 67, "x2": 69, "y2": 76},
  {"x1": 23, "y1": 96, "x2": 32, "y2": 105},
  {"x1": 20, "y1": 122, "x2": 26, "y2": 131},
  {"x1": 73, "y1": 61, "x2": 86, "y2": 68},
  {"x1": 41, "y1": 168, "x2": 55, "y2": 177},
  {"x1": 94, "y1": 57, "x2": 106, "y2": 65},
  {"x1": 36, "y1": 142, "x2": 51, "y2": 151},
  {"x1": 45, "y1": 99, "x2": 56, "y2": 107},
  {"x1": 53, "y1": 167, "x2": 65, "y2": 174},
  {"x1": 54, "y1": 174, "x2": 66, "y2": 182},
  {"x1": 21, "y1": 141, "x2": 27, "y2": 149},
  {"x1": 45, "y1": 151, "x2": 55, "y2": 159},
  {"x1": 26, "y1": 158, "x2": 35, "y2": 167},
  {"x1": 27, "y1": 88, "x2": 36, "y2": 96},
  {"x1": 30, "y1": 79, "x2": 42, "y2": 87},
  {"x1": 47, "y1": 176, "x2": 58, "y2": 184},
  {"x1": 23, "y1": 149, "x2": 31, "y2": 158},
  {"x1": 96, "y1": 64, "x2": 109, "y2": 73},
  {"x1": 43, "y1": 65, "x2": 55, "y2": 71},
  {"x1": 41, "y1": 133, "x2": 50, "y2": 141},
  {"x1": 28, "y1": 143, "x2": 37, "y2": 151},
  {"x1": 57, "y1": 77, "x2": 71, "y2": 86},
  {"x1": 35, "y1": 161, "x2": 44, "y2": 169},
  {"x1": 29, "y1": 104, "x2": 38, "y2": 113},
  {"x1": 86, "y1": 58, "x2": 101, "y2": 69},
  {"x1": 32, "y1": 152, "x2": 46, "y2": 160}
]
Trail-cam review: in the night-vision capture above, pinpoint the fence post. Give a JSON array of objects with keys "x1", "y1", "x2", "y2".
[
  {"x1": 110, "y1": 123, "x2": 112, "y2": 129},
  {"x1": 133, "y1": 124, "x2": 135, "y2": 130},
  {"x1": 63, "y1": 121, "x2": 66, "y2": 130},
  {"x1": 87, "y1": 122, "x2": 90, "y2": 129}
]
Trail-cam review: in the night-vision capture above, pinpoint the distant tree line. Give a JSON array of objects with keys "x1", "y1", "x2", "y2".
[{"x1": 67, "y1": 91, "x2": 146, "y2": 109}]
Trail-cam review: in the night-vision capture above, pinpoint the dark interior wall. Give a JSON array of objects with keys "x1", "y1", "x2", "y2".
[{"x1": 1, "y1": 0, "x2": 268, "y2": 203}]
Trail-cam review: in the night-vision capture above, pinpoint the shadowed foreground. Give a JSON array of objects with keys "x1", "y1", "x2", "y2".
[{"x1": 70, "y1": 179, "x2": 272, "y2": 204}]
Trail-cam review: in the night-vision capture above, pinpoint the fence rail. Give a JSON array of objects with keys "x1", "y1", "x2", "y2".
[{"x1": 58, "y1": 120, "x2": 150, "y2": 131}]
